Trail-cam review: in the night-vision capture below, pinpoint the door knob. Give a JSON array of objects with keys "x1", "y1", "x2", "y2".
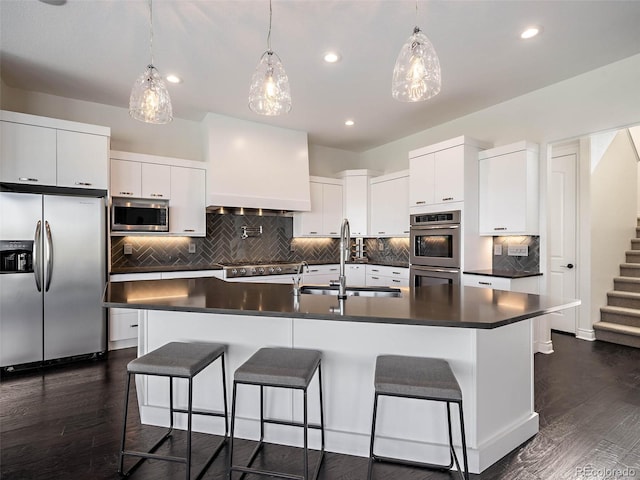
[{"x1": 562, "y1": 263, "x2": 574, "y2": 269}]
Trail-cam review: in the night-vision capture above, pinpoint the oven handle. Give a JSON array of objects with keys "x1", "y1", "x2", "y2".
[
  {"x1": 410, "y1": 224, "x2": 460, "y2": 231},
  {"x1": 411, "y1": 266, "x2": 460, "y2": 274}
]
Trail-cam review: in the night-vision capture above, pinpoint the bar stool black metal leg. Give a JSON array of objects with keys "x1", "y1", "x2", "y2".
[
  {"x1": 318, "y1": 364, "x2": 325, "y2": 451},
  {"x1": 228, "y1": 381, "x2": 238, "y2": 480},
  {"x1": 367, "y1": 392, "x2": 380, "y2": 480},
  {"x1": 303, "y1": 388, "x2": 309, "y2": 480},
  {"x1": 186, "y1": 378, "x2": 193, "y2": 480},
  {"x1": 169, "y1": 376, "x2": 175, "y2": 431},
  {"x1": 458, "y1": 401, "x2": 469, "y2": 480},
  {"x1": 445, "y1": 402, "x2": 455, "y2": 469},
  {"x1": 221, "y1": 353, "x2": 229, "y2": 437},
  {"x1": 118, "y1": 373, "x2": 132, "y2": 475}
]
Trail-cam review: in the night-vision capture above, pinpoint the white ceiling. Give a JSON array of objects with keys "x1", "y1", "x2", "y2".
[{"x1": 2, "y1": 0, "x2": 640, "y2": 152}]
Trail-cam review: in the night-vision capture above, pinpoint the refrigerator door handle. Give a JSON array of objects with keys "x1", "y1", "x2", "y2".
[
  {"x1": 45, "y1": 220, "x2": 53, "y2": 292},
  {"x1": 34, "y1": 220, "x2": 42, "y2": 292}
]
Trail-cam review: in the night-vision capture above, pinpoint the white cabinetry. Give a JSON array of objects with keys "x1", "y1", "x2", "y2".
[
  {"x1": 108, "y1": 272, "x2": 162, "y2": 350},
  {"x1": 303, "y1": 264, "x2": 340, "y2": 284},
  {"x1": 293, "y1": 177, "x2": 343, "y2": 237},
  {"x1": 169, "y1": 166, "x2": 206, "y2": 236},
  {"x1": 1, "y1": 111, "x2": 110, "y2": 189},
  {"x1": 366, "y1": 265, "x2": 409, "y2": 287},
  {"x1": 346, "y1": 264, "x2": 366, "y2": 286},
  {"x1": 370, "y1": 170, "x2": 410, "y2": 237},
  {"x1": 479, "y1": 141, "x2": 539, "y2": 236},
  {"x1": 338, "y1": 169, "x2": 379, "y2": 236},
  {"x1": 463, "y1": 273, "x2": 540, "y2": 294},
  {"x1": 409, "y1": 136, "x2": 488, "y2": 212},
  {"x1": 110, "y1": 159, "x2": 171, "y2": 199}
]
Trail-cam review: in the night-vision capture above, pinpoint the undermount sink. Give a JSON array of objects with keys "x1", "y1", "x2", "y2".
[{"x1": 299, "y1": 285, "x2": 402, "y2": 298}]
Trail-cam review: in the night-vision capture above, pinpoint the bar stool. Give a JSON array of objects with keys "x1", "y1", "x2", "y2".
[
  {"x1": 118, "y1": 341, "x2": 228, "y2": 480},
  {"x1": 228, "y1": 347, "x2": 325, "y2": 480},
  {"x1": 367, "y1": 355, "x2": 469, "y2": 480}
]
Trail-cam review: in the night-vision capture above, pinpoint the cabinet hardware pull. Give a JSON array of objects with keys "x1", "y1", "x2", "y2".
[
  {"x1": 309, "y1": 231, "x2": 318, "y2": 234},
  {"x1": 442, "y1": 197, "x2": 453, "y2": 201},
  {"x1": 378, "y1": 231, "x2": 385, "y2": 234},
  {"x1": 19, "y1": 177, "x2": 38, "y2": 182},
  {"x1": 392, "y1": 279, "x2": 401, "y2": 283},
  {"x1": 330, "y1": 268, "x2": 338, "y2": 271},
  {"x1": 183, "y1": 229, "x2": 195, "y2": 232},
  {"x1": 150, "y1": 193, "x2": 163, "y2": 197},
  {"x1": 416, "y1": 201, "x2": 426, "y2": 205},
  {"x1": 119, "y1": 191, "x2": 133, "y2": 195},
  {"x1": 479, "y1": 281, "x2": 492, "y2": 286},
  {"x1": 130, "y1": 324, "x2": 139, "y2": 328},
  {"x1": 310, "y1": 269, "x2": 319, "y2": 273},
  {"x1": 75, "y1": 181, "x2": 92, "y2": 186},
  {"x1": 372, "y1": 269, "x2": 379, "y2": 272},
  {"x1": 371, "y1": 276, "x2": 379, "y2": 279},
  {"x1": 493, "y1": 227, "x2": 507, "y2": 231},
  {"x1": 329, "y1": 231, "x2": 337, "y2": 234},
  {"x1": 392, "y1": 271, "x2": 401, "y2": 275},
  {"x1": 403, "y1": 230, "x2": 409, "y2": 233}
]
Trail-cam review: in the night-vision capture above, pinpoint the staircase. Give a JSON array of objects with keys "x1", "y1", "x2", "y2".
[{"x1": 593, "y1": 222, "x2": 640, "y2": 348}]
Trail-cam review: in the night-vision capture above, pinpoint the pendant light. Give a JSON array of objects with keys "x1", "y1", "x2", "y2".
[
  {"x1": 129, "y1": 0, "x2": 173, "y2": 124},
  {"x1": 248, "y1": 0, "x2": 292, "y2": 116},
  {"x1": 391, "y1": 1, "x2": 441, "y2": 102}
]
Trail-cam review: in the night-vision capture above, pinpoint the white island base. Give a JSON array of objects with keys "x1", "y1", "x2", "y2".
[{"x1": 134, "y1": 309, "x2": 537, "y2": 474}]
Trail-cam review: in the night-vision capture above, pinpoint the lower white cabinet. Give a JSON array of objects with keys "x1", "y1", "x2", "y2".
[
  {"x1": 463, "y1": 274, "x2": 540, "y2": 294},
  {"x1": 108, "y1": 272, "x2": 162, "y2": 350},
  {"x1": 346, "y1": 264, "x2": 366, "y2": 286},
  {"x1": 366, "y1": 265, "x2": 409, "y2": 287},
  {"x1": 303, "y1": 264, "x2": 340, "y2": 285}
]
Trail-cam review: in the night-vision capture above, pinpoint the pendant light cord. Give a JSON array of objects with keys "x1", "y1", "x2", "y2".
[
  {"x1": 267, "y1": 0, "x2": 272, "y2": 52},
  {"x1": 149, "y1": 0, "x2": 154, "y2": 66},
  {"x1": 415, "y1": 0, "x2": 419, "y2": 29}
]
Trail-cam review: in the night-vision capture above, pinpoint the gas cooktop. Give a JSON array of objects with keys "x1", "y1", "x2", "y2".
[{"x1": 220, "y1": 261, "x2": 302, "y2": 278}]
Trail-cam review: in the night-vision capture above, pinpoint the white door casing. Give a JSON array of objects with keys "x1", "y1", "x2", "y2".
[{"x1": 549, "y1": 151, "x2": 578, "y2": 334}]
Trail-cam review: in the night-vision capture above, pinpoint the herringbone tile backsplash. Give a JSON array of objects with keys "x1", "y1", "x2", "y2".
[
  {"x1": 111, "y1": 214, "x2": 410, "y2": 270},
  {"x1": 492, "y1": 236, "x2": 540, "y2": 271}
]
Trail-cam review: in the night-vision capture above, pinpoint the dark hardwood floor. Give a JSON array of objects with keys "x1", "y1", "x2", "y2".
[{"x1": 1, "y1": 333, "x2": 639, "y2": 480}]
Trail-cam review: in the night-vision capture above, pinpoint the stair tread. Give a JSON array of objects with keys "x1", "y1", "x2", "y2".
[
  {"x1": 593, "y1": 321, "x2": 640, "y2": 336},
  {"x1": 614, "y1": 276, "x2": 640, "y2": 283},
  {"x1": 608, "y1": 290, "x2": 640, "y2": 298},
  {"x1": 600, "y1": 305, "x2": 640, "y2": 316},
  {"x1": 620, "y1": 263, "x2": 640, "y2": 268}
]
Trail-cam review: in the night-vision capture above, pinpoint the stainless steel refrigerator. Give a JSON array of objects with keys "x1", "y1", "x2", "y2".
[{"x1": 0, "y1": 191, "x2": 106, "y2": 370}]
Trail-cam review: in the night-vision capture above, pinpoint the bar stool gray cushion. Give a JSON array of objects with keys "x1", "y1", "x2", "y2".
[
  {"x1": 127, "y1": 342, "x2": 226, "y2": 378},
  {"x1": 375, "y1": 355, "x2": 462, "y2": 401},
  {"x1": 234, "y1": 347, "x2": 321, "y2": 388}
]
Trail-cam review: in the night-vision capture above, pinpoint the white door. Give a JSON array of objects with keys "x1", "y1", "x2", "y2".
[{"x1": 549, "y1": 153, "x2": 578, "y2": 333}]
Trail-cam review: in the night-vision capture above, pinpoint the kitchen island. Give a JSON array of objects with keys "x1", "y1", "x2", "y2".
[{"x1": 104, "y1": 277, "x2": 578, "y2": 474}]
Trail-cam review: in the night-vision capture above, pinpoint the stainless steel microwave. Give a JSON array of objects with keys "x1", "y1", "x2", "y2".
[{"x1": 111, "y1": 198, "x2": 169, "y2": 232}]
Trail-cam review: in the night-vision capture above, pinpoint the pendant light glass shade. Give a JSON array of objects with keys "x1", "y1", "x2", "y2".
[
  {"x1": 392, "y1": 27, "x2": 441, "y2": 102},
  {"x1": 248, "y1": 50, "x2": 292, "y2": 116},
  {"x1": 129, "y1": 64, "x2": 173, "y2": 124},
  {"x1": 129, "y1": 0, "x2": 173, "y2": 124}
]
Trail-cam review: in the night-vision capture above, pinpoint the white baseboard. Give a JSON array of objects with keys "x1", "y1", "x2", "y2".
[
  {"x1": 534, "y1": 340, "x2": 554, "y2": 355},
  {"x1": 576, "y1": 328, "x2": 596, "y2": 341}
]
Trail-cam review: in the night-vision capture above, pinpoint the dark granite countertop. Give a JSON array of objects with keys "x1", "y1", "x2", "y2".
[
  {"x1": 111, "y1": 264, "x2": 224, "y2": 275},
  {"x1": 463, "y1": 269, "x2": 543, "y2": 279},
  {"x1": 103, "y1": 276, "x2": 577, "y2": 330}
]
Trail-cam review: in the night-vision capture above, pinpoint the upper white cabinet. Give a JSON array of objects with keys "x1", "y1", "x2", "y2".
[
  {"x1": 1, "y1": 111, "x2": 110, "y2": 189},
  {"x1": 338, "y1": 169, "x2": 379, "y2": 237},
  {"x1": 479, "y1": 141, "x2": 539, "y2": 235},
  {"x1": 293, "y1": 177, "x2": 343, "y2": 237},
  {"x1": 169, "y1": 166, "x2": 206, "y2": 236},
  {"x1": 142, "y1": 163, "x2": 171, "y2": 199},
  {"x1": 110, "y1": 159, "x2": 171, "y2": 199},
  {"x1": 110, "y1": 159, "x2": 142, "y2": 197},
  {"x1": 409, "y1": 136, "x2": 488, "y2": 212},
  {"x1": 370, "y1": 170, "x2": 410, "y2": 237}
]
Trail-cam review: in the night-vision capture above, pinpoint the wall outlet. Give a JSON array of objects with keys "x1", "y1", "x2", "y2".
[
  {"x1": 494, "y1": 244, "x2": 503, "y2": 255},
  {"x1": 378, "y1": 239, "x2": 384, "y2": 251},
  {"x1": 507, "y1": 245, "x2": 529, "y2": 257},
  {"x1": 123, "y1": 243, "x2": 133, "y2": 255},
  {"x1": 188, "y1": 243, "x2": 196, "y2": 254}
]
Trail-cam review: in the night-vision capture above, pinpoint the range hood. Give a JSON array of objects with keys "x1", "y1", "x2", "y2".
[{"x1": 204, "y1": 113, "x2": 311, "y2": 212}]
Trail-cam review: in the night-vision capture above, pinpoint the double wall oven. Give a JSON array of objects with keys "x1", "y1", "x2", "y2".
[{"x1": 409, "y1": 210, "x2": 461, "y2": 286}]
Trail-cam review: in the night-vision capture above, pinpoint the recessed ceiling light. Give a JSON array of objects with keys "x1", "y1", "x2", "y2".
[
  {"x1": 166, "y1": 74, "x2": 183, "y2": 84},
  {"x1": 323, "y1": 52, "x2": 341, "y2": 63},
  {"x1": 345, "y1": 120, "x2": 355, "y2": 126},
  {"x1": 520, "y1": 26, "x2": 541, "y2": 39}
]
